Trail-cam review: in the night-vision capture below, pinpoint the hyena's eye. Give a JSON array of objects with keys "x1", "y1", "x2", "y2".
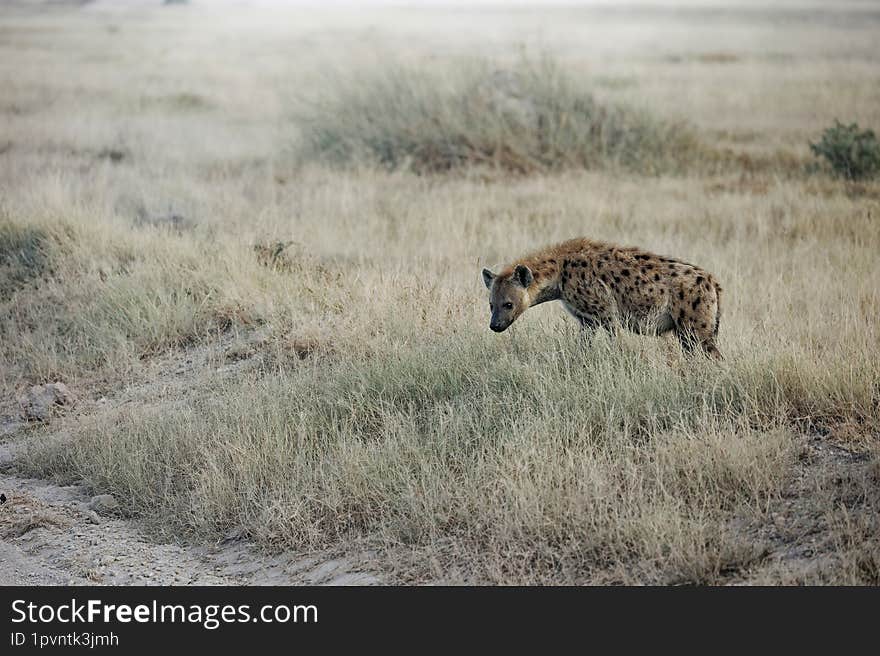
[{"x1": 503, "y1": 302, "x2": 514, "y2": 310}]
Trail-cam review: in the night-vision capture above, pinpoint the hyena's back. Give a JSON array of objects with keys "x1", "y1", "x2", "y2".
[{"x1": 556, "y1": 240, "x2": 723, "y2": 357}]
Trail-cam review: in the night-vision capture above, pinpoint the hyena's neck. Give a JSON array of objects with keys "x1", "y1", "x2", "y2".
[{"x1": 516, "y1": 252, "x2": 563, "y2": 307}]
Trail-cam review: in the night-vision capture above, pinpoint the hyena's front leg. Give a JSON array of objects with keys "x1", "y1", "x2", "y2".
[
  {"x1": 578, "y1": 315, "x2": 600, "y2": 331},
  {"x1": 577, "y1": 315, "x2": 617, "y2": 345},
  {"x1": 574, "y1": 315, "x2": 599, "y2": 347}
]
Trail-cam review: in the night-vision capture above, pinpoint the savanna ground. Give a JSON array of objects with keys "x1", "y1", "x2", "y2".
[{"x1": 1, "y1": 0, "x2": 879, "y2": 585}]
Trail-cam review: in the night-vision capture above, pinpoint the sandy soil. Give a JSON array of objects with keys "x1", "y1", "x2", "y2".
[{"x1": 0, "y1": 417, "x2": 382, "y2": 587}]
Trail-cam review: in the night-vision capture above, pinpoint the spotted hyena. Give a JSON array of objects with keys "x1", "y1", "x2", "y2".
[{"x1": 482, "y1": 238, "x2": 723, "y2": 358}]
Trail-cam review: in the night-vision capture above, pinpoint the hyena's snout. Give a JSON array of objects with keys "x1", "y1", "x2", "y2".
[
  {"x1": 489, "y1": 308, "x2": 516, "y2": 332},
  {"x1": 489, "y1": 317, "x2": 508, "y2": 332}
]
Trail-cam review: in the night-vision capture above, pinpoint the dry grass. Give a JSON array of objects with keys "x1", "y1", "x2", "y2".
[
  {"x1": 1, "y1": 1, "x2": 879, "y2": 584},
  {"x1": 0, "y1": 493, "x2": 71, "y2": 540},
  {"x1": 294, "y1": 56, "x2": 699, "y2": 174}
]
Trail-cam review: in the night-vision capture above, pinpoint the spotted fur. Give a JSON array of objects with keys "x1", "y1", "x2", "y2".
[{"x1": 482, "y1": 238, "x2": 723, "y2": 358}]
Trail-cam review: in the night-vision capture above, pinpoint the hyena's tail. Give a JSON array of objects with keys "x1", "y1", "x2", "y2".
[{"x1": 713, "y1": 282, "x2": 723, "y2": 338}]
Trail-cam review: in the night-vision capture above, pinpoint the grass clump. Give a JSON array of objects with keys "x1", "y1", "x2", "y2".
[
  {"x1": 0, "y1": 217, "x2": 49, "y2": 301},
  {"x1": 810, "y1": 121, "x2": 880, "y2": 181},
  {"x1": 0, "y1": 210, "x2": 279, "y2": 385},
  {"x1": 296, "y1": 56, "x2": 698, "y2": 175}
]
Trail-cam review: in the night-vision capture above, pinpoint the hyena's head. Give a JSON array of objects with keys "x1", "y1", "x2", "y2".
[{"x1": 482, "y1": 264, "x2": 533, "y2": 332}]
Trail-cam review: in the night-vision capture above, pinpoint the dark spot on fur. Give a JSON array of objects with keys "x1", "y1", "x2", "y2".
[
  {"x1": 600, "y1": 274, "x2": 607, "y2": 283},
  {"x1": 653, "y1": 273, "x2": 660, "y2": 281},
  {"x1": 692, "y1": 297, "x2": 701, "y2": 310},
  {"x1": 678, "y1": 290, "x2": 684, "y2": 300},
  {"x1": 621, "y1": 269, "x2": 630, "y2": 277},
  {"x1": 671, "y1": 272, "x2": 678, "y2": 277},
  {"x1": 696, "y1": 276, "x2": 704, "y2": 285}
]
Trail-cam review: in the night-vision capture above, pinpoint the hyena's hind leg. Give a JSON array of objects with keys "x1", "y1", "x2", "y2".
[
  {"x1": 673, "y1": 328, "x2": 722, "y2": 359},
  {"x1": 674, "y1": 316, "x2": 723, "y2": 359},
  {"x1": 671, "y1": 278, "x2": 723, "y2": 360},
  {"x1": 701, "y1": 337, "x2": 723, "y2": 360}
]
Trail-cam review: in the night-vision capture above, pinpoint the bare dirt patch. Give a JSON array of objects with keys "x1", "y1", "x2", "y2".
[
  {"x1": 0, "y1": 351, "x2": 383, "y2": 586},
  {"x1": 731, "y1": 436, "x2": 879, "y2": 585},
  {"x1": 0, "y1": 464, "x2": 382, "y2": 586}
]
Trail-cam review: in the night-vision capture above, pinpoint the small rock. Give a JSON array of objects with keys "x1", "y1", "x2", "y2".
[
  {"x1": 87, "y1": 494, "x2": 119, "y2": 515},
  {"x1": 18, "y1": 382, "x2": 75, "y2": 422},
  {"x1": 85, "y1": 510, "x2": 102, "y2": 525},
  {"x1": 221, "y1": 526, "x2": 245, "y2": 543}
]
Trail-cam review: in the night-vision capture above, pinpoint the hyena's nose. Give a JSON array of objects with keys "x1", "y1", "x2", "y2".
[{"x1": 490, "y1": 321, "x2": 505, "y2": 332}]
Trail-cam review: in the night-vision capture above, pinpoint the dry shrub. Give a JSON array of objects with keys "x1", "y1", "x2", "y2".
[{"x1": 296, "y1": 56, "x2": 699, "y2": 175}]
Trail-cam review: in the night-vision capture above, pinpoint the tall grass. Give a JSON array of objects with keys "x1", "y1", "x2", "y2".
[
  {"x1": 5, "y1": 165, "x2": 879, "y2": 583},
  {"x1": 0, "y1": 210, "x2": 276, "y2": 385},
  {"x1": 296, "y1": 57, "x2": 699, "y2": 175},
  {"x1": 18, "y1": 330, "x2": 879, "y2": 583}
]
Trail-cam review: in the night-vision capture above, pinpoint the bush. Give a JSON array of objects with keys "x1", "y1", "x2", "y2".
[
  {"x1": 810, "y1": 121, "x2": 880, "y2": 180},
  {"x1": 295, "y1": 57, "x2": 698, "y2": 175}
]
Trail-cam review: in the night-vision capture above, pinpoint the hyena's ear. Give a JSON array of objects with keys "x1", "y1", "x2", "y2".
[
  {"x1": 514, "y1": 264, "x2": 533, "y2": 288},
  {"x1": 482, "y1": 268, "x2": 496, "y2": 289}
]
